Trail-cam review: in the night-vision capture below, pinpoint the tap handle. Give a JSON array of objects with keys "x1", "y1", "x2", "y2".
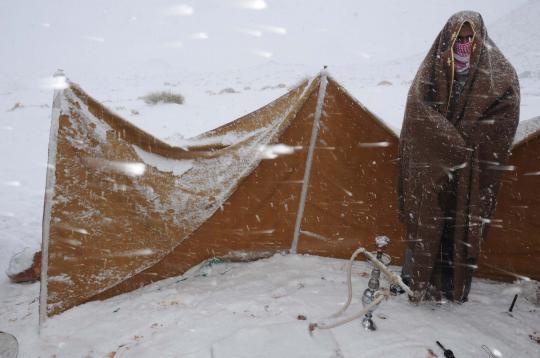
[{"x1": 375, "y1": 235, "x2": 390, "y2": 248}]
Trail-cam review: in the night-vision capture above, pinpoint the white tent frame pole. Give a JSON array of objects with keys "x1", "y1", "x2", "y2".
[
  {"x1": 39, "y1": 71, "x2": 65, "y2": 327},
  {"x1": 291, "y1": 72, "x2": 328, "y2": 254}
]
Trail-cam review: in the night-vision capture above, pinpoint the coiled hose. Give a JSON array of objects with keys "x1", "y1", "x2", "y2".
[{"x1": 309, "y1": 247, "x2": 413, "y2": 332}]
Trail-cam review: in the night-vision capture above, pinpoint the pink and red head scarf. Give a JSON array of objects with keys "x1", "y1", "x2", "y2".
[{"x1": 454, "y1": 39, "x2": 472, "y2": 74}]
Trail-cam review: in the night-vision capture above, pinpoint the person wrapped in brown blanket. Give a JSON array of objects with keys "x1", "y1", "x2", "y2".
[{"x1": 398, "y1": 11, "x2": 520, "y2": 303}]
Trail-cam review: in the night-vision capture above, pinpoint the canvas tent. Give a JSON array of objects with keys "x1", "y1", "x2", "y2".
[
  {"x1": 40, "y1": 73, "x2": 404, "y2": 320},
  {"x1": 40, "y1": 72, "x2": 539, "y2": 321}
]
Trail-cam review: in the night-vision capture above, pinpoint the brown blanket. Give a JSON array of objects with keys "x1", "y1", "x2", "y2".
[{"x1": 398, "y1": 11, "x2": 520, "y2": 301}]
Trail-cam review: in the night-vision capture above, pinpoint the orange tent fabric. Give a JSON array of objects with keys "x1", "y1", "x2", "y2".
[{"x1": 40, "y1": 73, "x2": 404, "y2": 320}]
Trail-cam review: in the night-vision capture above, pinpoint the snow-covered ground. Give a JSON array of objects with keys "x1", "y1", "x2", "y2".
[
  {"x1": 1, "y1": 0, "x2": 539, "y2": 356},
  {"x1": 2, "y1": 254, "x2": 539, "y2": 357}
]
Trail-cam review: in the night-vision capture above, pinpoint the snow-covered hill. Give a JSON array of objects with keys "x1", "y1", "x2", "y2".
[{"x1": 1, "y1": 1, "x2": 539, "y2": 357}]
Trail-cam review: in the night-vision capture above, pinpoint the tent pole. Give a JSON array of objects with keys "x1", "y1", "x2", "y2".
[
  {"x1": 39, "y1": 69, "x2": 66, "y2": 328},
  {"x1": 290, "y1": 71, "x2": 328, "y2": 254}
]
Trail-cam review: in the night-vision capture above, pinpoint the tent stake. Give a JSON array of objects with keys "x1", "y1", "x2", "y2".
[{"x1": 508, "y1": 294, "x2": 518, "y2": 312}]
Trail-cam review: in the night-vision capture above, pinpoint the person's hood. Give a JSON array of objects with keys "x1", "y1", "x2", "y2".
[{"x1": 438, "y1": 11, "x2": 484, "y2": 81}]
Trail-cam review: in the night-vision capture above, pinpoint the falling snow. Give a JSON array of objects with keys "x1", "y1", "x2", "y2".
[{"x1": 1, "y1": 0, "x2": 540, "y2": 357}]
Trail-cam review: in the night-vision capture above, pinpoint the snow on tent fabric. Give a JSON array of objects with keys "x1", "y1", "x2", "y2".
[
  {"x1": 40, "y1": 73, "x2": 539, "y2": 320},
  {"x1": 40, "y1": 74, "x2": 404, "y2": 319}
]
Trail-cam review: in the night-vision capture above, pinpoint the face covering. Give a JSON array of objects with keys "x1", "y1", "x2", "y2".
[{"x1": 453, "y1": 40, "x2": 472, "y2": 74}]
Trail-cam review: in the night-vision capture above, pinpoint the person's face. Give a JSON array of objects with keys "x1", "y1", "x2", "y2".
[{"x1": 457, "y1": 22, "x2": 474, "y2": 43}]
